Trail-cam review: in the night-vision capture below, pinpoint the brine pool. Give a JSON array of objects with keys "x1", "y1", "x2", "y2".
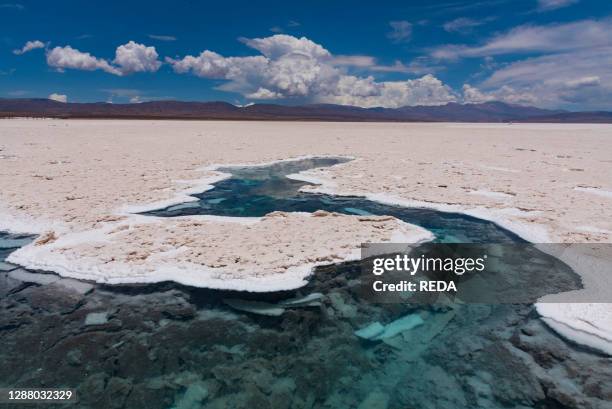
[
  {"x1": 146, "y1": 157, "x2": 525, "y2": 244},
  {"x1": 1, "y1": 157, "x2": 610, "y2": 409}
]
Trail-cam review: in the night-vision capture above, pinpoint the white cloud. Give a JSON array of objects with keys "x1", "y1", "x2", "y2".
[
  {"x1": 167, "y1": 34, "x2": 455, "y2": 108},
  {"x1": 167, "y1": 36, "x2": 332, "y2": 99},
  {"x1": 47, "y1": 46, "x2": 122, "y2": 75},
  {"x1": 368, "y1": 61, "x2": 413, "y2": 73},
  {"x1": 246, "y1": 88, "x2": 283, "y2": 99},
  {"x1": 45, "y1": 42, "x2": 161, "y2": 76},
  {"x1": 387, "y1": 21, "x2": 412, "y2": 43},
  {"x1": 483, "y1": 50, "x2": 611, "y2": 91},
  {"x1": 325, "y1": 74, "x2": 457, "y2": 108},
  {"x1": 430, "y1": 17, "x2": 612, "y2": 109},
  {"x1": 147, "y1": 34, "x2": 176, "y2": 41},
  {"x1": 462, "y1": 84, "x2": 495, "y2": 103},
  {"x1": 330, "y1": 55, "x2": 377, "y2": 68},
  {"x1": 462, "y1": 84, "x2": 537, "y2": 105},
  {"x1": 564, "y1": 76, "x2": 600, "y2": 89},
  {"x1": 463, "y1": 46, "x2": 612, "y2": 109},
  {"x1": 432, "y1": 19, "x2": 612, "y2": 59},
  {"x1": 13, "y1": 40, "x2": 45, "y2": 55},
  {"x1": 480, "y1": 48, "x2": 611, "y2": 108},
  {"x1": 443, "y1": 17, "x2": 493, "y2": 34},
  {"x1": 241, "y1": 34, "x2": 330, "y2": 60},
  {"x1": 166, "y1": 50, "x2": 268, "y2": 79},
  {"x1": 48, "y1": 93, "x2": 67, "y2": 103},
  {"x1": 537, "y1": 0, "x2": 578, "y2": 11},
  {"x1": 113, "y1": 41, "x2": 162, "y2": 74},
  {"x1": 330, "y1": 55, "x2": 435, "y2": 74}
]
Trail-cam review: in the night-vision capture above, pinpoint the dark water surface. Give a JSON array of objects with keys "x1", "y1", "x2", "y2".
[
  {"x1": 146, "y1": 157, "x2": 526, "y2": 244},
  {"x1": 1, "y1": 158, "x2": 610, "y2": 409}
]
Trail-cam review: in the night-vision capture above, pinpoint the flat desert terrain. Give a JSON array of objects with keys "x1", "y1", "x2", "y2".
[{"x1": 1, "y1": 119, "x2": 611, "y2": 353}]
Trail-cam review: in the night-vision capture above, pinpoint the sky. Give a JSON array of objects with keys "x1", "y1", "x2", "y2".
[{"x1": 1, "y1": 0, "x2": 611, "y2": 110}]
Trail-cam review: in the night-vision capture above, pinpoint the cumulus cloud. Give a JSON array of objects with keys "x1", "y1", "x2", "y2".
[
  {"x1": 45, "y1": 42, "x2": 161, "y2": 76},
  {"x1": 167, "y1": 34, "x2": 455, "y2": 108},
  {"x1": 13, "y1": 40, "x2": 45, "y2": 55},
  {"x1": 246, "y1": 88, "x2": 283, "y2": 99},
  {"x1": 462, "y1": 84, "x2": 495, "y2": 103},
  {"x1": 462, "y1": 84, "x2": 537, "y2": 105},
  {"x1": 113, "y1": 41, "x2": 162, "y2": 74},
  {"x1": 326, "y1": 74, "x2": 457, "y2": 107},
  {"x1": 46, "y1": 46, "x2": 122, "y2": 75},
  {"x1": 241, "y1": 35, "x2": 330, "y2": 60},
  {"x1": 166, "y1": 50, "x2": 268, "y2": 80},
  {"x1": 537, "y1": 0, "x2": 578, "y2": 11},
  {"x1": 48, "y1": 93, "x2": 67, "y2": 103},
  {"x1": 167, "y1": 36, "x2": 335, "y2": 99},
  {"x1": 387, "y1": 21, "x2": 412, "y2": 43}
]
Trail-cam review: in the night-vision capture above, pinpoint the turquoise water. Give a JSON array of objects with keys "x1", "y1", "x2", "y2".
[
  {"x1": 0, "y1": 232, "x2": 34, "y2": 261},
  {"x1": 146, "y1": 157, "x2": 526, "y2": 244},
  {"x1": 1, "y1": 158, "x2": 607, "y2": 409}
]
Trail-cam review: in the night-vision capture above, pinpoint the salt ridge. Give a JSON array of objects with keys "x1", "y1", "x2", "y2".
[{"x1": 7, "y1": 212, "x2": 433, "y2": 292}]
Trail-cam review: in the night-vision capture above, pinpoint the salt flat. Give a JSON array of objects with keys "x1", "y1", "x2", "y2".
[{"x1": 0, "y1": 119, "x2": 611, "y2": 353}]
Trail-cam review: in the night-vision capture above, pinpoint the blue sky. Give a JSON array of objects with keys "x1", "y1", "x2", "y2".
[{"x1": 1, "y1": 0, "x2": 611, "y2": 109}]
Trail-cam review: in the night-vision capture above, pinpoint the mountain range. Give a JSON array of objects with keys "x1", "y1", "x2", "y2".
[{"x1": 1, "y1": 98, "x2": 611, "y2": 123}]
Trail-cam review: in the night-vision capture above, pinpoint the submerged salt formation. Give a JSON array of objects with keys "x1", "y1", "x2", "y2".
[
  {"x1": 354, "y1": 314, "x2": 424, "y2": 341},
  {"x1": 1, "y1": 248, "x2": 610, "y2": 409}
]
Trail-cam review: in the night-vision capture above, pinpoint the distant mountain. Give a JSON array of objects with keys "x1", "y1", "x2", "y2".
[
  {"x1": 0, "y1": 98, "x2": 610, "y2": 123},
  {"x1": 519, "y1": 111, "x2": 612, "y2": 124},
  {"x1": 394, "y1": 101, "x2": 564, "y2": 122}
]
